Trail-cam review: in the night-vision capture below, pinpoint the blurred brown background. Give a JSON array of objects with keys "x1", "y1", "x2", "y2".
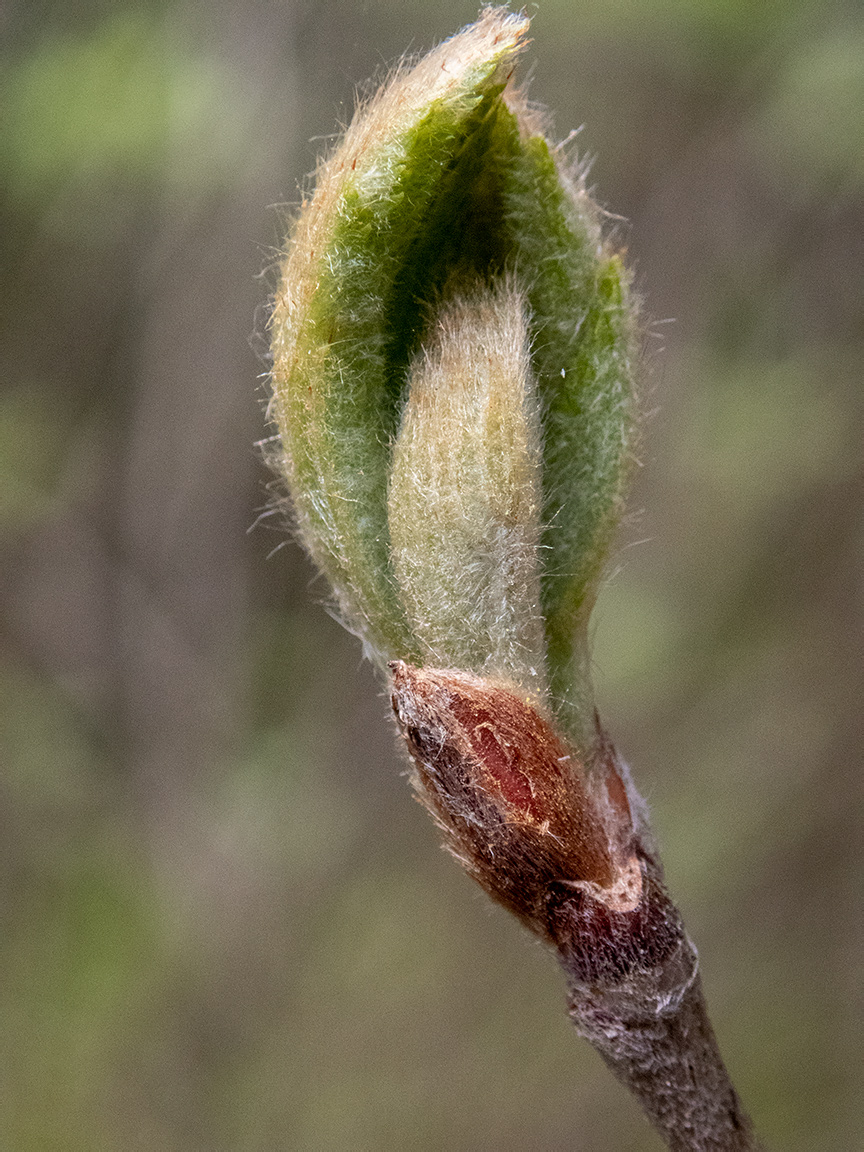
[{"x1": 1, "y1": 1, "x2": 861, "y2": 1148}]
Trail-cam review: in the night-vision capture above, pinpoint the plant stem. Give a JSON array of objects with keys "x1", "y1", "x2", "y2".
[
  {"x1": 565, "y1": 947, "x2": 760, "y2": 1151},
  {"x1": 391, "y1": 664, "x2": 761, "y2": 1151},
  {"x1": 551, "y1": 744, "x2": 762, "y2": 1151}
]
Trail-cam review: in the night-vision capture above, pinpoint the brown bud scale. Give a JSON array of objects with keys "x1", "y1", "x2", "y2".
[{"x1": 389, "y1": 662, "x2": 642, "y2": 938}]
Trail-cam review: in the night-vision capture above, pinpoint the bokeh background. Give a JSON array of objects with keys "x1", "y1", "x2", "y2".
[{"x1": 1, "y1": 1, "x2": 861, "y2": 1148}]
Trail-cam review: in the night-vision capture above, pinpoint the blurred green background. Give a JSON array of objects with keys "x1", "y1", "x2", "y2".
[{"x1": 1, "y1": 1, "x2": 861, "y2": 1148}]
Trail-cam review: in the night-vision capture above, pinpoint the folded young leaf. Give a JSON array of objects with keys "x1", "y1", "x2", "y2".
[{"x1": 270, "y1": 8, "x2": 530, "y2": 661}]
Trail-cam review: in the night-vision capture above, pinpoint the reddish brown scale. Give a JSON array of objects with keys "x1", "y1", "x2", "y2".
[
  {"x1": 603, "y1": 752, "x2": 632, "y2": 825},
  {"x1": 465, "y1": 718, "x2": 538, "y2": 814},
  {"x1": 388, "y1": 662, "x2": 638, "y2": 933},
  {"x1": 447, "y1": 690, "x2": 561, "y2": 821}
]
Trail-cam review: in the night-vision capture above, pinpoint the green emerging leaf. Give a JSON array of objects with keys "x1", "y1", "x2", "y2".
[{"x1": 270, "y1": 7, "x2": 636, "y2": 745}]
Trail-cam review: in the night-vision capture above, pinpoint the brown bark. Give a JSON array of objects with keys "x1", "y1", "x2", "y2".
[
  {"x1": 553, "y1": 858, "x2": 761, "y2": 1151},
  {"x1": 569, "y1": 973, "x2": 760, "y2": 1151}
]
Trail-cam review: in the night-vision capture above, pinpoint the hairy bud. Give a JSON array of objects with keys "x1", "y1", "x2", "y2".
[{"x1": 268, "y1": 11, "x2": 759, "y2": 1147}]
